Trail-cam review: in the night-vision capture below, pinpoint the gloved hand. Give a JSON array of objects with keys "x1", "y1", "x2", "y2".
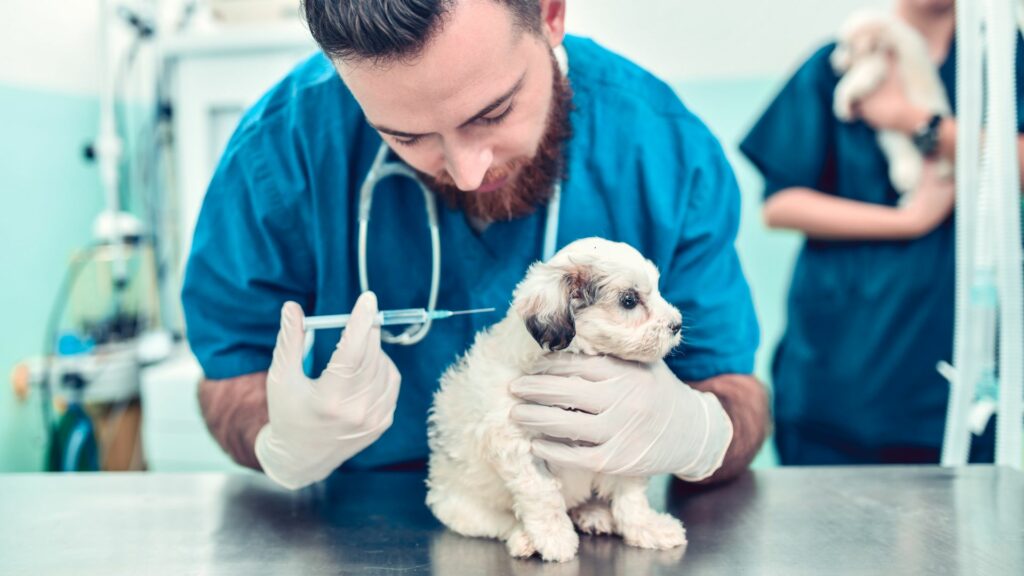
[
  {"x1": 509, "y1": 353, "x2": 733, "y2": 481},
  {"x1": 255, "y1": 291, "x2": 401, "y2": 489}
]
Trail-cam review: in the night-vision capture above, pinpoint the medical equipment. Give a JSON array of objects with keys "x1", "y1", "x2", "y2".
[
  {"x1": 12, "y1": 1, "x2": 167, "y2": 471},
  {"x1": 304, "y1": 307, "x2": 496, "y2": 332},
  {"x1": 940, "y1": 0, "x2": 1024, "y2": 469}
]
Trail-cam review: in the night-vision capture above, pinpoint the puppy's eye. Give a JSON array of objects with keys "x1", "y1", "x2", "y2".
[{"x1": 619, "y1": 291, "x2": 638, "y2": 310}]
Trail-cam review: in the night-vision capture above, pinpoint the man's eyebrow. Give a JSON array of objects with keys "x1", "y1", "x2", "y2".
[
  {"x1": 367, "y1": 72, "x2": 527, "y2": 138},
  {"x1": 457, "y1": 72, "x2": 526, "y2": 128},
  {"x1": 367, "y1": 120, "x2": 428, "y2": 139}
]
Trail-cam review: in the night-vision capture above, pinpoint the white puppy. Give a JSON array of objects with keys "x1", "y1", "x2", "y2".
[
  {"x1": 831, "y1": 9, "x2": 952, "y2": 197},
  {"x1": 426, "y1": 237, "x2": 687, "y2": 562}
]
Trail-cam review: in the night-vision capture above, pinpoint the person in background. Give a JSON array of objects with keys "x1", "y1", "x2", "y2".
[{"x1": 740, "y1": 0, "x2": 1024, "y2": 465}]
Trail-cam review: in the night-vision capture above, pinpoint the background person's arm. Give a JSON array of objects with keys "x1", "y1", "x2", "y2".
[{"x1": 762, "y1": 160, "x2": 955, "y2": 240}]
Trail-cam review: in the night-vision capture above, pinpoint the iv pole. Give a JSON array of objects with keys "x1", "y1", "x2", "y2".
[{"x1": 941, "y1": 0, "x2": 1024, "y2": 469}]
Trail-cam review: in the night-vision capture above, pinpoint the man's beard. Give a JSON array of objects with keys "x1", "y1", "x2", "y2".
[{"x1": 419, "y1": 57, "x2": 573, "y2": 222}]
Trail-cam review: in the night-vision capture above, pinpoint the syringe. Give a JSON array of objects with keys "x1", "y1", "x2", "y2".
[{"x1": 304, "y1": 307, "x2": 496, "y2": 331}]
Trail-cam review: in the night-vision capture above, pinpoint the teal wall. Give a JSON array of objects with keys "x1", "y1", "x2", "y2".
[
  {"x1": 0, "y1": 84, "x2": 105, "y2": 472},
  {"x1": 0, "y1": 76, "x2": 797, "y2": 472}
]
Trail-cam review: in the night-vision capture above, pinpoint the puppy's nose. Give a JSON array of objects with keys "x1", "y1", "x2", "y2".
[{"x1": 669, "y1": 322, "x2": 681, "y2": 335}]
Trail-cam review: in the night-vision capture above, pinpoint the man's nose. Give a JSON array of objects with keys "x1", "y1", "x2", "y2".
[{"x1": 444, "y1": 139, "x2": 493, "y2": 191}]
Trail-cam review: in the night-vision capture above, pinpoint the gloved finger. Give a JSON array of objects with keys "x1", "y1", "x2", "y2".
[
  {"x1": 510, "y1": 403, "x2": 612, "y2": 445},
  {"x1": 326, "y1": 291, "x2": 381, "y2": 374},
  {"x1": 508, "y1": 375, "x2": 611, "y2": 414},
  {"x1": 531, "y1": 438, "x2": 602, "y2": 473},
  {"x1": 531, "y1": 352, "x2": 631, "y2": 381},
  {"x1": 357, "y1": 352, "x2": 400, "y2": 415},
  {"x1": 315, "y1": 335, "x2": 382, "y2": 405},
  {"x1": 382, "y1": 354, "x2": 401, "y2": 407},
  {"x1": 367, "y1": 355, "x2": 402, "y2": 425},
  {"x1": 270, "y1": 301, "x2": 308, "y2": 379}
]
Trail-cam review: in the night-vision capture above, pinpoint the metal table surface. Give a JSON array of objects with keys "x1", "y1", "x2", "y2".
[{"x1": 1, "y1": 466, "x2": 1021, "y2": 575}]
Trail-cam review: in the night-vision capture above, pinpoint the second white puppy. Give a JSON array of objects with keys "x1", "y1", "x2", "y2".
[
  {"x1": 831, "y1": 8, "x2": 952, "y2": 198},
  {"x1": 426, "y1": 237, "x2": 688, "y2": 562}
]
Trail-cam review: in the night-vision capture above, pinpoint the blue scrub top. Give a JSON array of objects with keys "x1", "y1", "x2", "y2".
[
  {"x1": 182, "y1": 35, "x2": 760, "y2": 469},
  {"x1": 740, "y1": 35, "x2": 1024, "y2": 449}
]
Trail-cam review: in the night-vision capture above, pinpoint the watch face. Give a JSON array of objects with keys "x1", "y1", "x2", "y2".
[{"x1": 914, "y1": 115, "x2": 941, "y2": 157}]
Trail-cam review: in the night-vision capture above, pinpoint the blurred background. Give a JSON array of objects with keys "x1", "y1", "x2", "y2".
[{"x1": 0, "y1": 0, "x2": 900, "y2": 473}]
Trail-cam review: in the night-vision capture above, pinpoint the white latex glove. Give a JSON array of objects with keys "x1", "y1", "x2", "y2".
[
  {"x1": 255, "y1": 292, "x2": 401, "y2": 489},
  {"x1": 509, "y1": 354, "x2": 733, "y2": 481}
]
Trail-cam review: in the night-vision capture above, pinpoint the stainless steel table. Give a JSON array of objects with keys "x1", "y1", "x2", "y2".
[{"x1": 1, "y1": 466, "x2": 1021, "y2": 575}]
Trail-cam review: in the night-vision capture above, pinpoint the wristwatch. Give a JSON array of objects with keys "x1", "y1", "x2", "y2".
[{"x1": 912, "y1": 114, "x2": 943, "y2": 158}]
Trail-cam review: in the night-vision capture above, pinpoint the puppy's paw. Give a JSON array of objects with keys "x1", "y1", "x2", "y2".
[
  {"x1": 619, "y1": 513, "x2": 687, "y2": 550},
  {"x1": 526, "y1": 515, "x2": 579, "y2": 562},
  {"x1": 505, "y1": 525, "x2": 536, "y2": 559},
  {"x1": 834, "y1": 95, "x2": 855, "y2": 122},
  {"x1": 570, "y1": 502, "x2": 615, "y2": 535},
  {"x1": 890, "y1": 157, "x2": 922, "y2": 196}
]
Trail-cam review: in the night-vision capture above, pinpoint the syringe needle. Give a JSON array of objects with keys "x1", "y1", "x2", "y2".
[{"x1": 446, "y1": 307, "x2": 496, "y2": 316}]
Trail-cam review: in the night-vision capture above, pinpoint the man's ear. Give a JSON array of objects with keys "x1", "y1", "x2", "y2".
[
  {"x1": 539, "y1": 0, "x2": 566, "y2": 49},
  {"x1": 513, "y1": 260, "x2": 595, "y2": 351}
]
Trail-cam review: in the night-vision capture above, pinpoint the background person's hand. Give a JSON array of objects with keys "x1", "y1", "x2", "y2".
[
  {"x1": 509, "y1": 353, "x2": 734, "y2": 481},
  {"x1": 902, "y1": 160, "x2": 956, "y2": 237},
  {"x1": 255, "y1": 292, "x2": 401, "y2": 489}
]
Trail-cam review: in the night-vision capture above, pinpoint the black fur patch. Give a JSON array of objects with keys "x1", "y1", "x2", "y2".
[
  {"x1": 523, "y1": 268, "x2": 598, "y2": 351},
  {"x1": 525, "y1": 314, "x2": 576, "y2": 351}
]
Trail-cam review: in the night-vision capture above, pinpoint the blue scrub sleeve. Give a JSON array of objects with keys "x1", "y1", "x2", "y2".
[
  {"x1": 181, "y1": 139, "x2": 315, "y2": 380},
  {"x1": 663, "y1": 127, "x2": 760, "y2": 382},
  {"x1": 739, "y1": 45, "x2": 837, "y2": 199}
]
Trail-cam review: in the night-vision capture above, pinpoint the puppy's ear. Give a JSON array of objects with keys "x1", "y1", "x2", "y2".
[{"x1": 513, "y1": 262, "x2": 596, "y2": 351}]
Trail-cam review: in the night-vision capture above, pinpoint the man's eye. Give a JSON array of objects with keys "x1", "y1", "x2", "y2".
[
  {"x1": 392, "y1": 135, "x2": 423, "y2": 147},
  {"x1": 476, "y1": 101, "x2": 516, "y2": 126}
]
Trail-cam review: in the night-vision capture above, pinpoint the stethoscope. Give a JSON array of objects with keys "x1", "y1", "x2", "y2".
[
  {"x1": 357, "y1": 145, "x2": 562, "y2": 345},
  {"x1": 355, "y1": 46, "x2": 569, "y2": 346}
]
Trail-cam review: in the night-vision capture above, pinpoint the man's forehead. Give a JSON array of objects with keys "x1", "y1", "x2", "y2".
[{"x1": 337, "y1": 0, "x2": 533, "y2": 129}]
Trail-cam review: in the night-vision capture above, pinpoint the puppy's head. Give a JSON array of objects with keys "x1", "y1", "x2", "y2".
[
  {"x1": 512, "y1": 237, "x2": 683, "y2": 363},
  {"x1": 832, "y1": 10, "x2": 896, "y2": 72}
]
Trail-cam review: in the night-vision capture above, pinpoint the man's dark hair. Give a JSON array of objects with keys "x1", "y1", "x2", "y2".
[{"x1": 301, "y1": 0, "x2": 543, "y2": 64}]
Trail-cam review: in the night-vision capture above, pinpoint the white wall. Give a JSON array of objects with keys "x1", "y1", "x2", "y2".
[
  {"x1": 0, "y1": 3, "x2": 99, "y2": 92},
  {"x1": 2, "y1": 0, "x2": 893, "y2": 93},
  {"x1": 565, "y1": 0, "x2": 891, "y2": 81},
  {"x1": 0, "y1": 1, "x2": 148, "y2": 94}
]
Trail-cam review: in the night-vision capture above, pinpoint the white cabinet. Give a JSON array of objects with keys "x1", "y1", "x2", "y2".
[{"x1": 141, "y1": 21, "x2": 315, "y2": 472}]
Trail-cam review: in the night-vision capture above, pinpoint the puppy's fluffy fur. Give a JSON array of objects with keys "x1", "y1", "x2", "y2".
[
  {"x1": 426, "y1": 237, "x2": 687, "y2": 562},
  {"x1": 831, "y1": 9, "x2": 952, "y2": 197}
]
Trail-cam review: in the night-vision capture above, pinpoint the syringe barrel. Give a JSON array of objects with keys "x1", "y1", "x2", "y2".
[
  {"x1": 378, "y1": 308, "x2": 429, "y2": 326},
  {"x1": 303, "y1": 313, "x2": 353, "y2": 331},
  {"x1": 304, "y1": 308, "x2": 430, "y2": 331}
]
